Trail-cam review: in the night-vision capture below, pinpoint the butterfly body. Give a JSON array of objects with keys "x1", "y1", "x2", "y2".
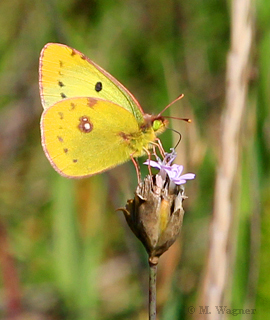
[{"x1": 39, "y1": 43, "x2": 167, "y2": 178}]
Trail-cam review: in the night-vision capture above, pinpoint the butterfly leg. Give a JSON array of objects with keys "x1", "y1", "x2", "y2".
[
  {"x1": 151, "y1": 144, "x2": 160, "y2": 161},
  {"x1": 150, "y1": 138, "x2": 166, "y2": 158},
  {"x1": 156, "y1": 138, "x2": 166, "y2": 158},
  {"x1": 130, "y1": 156, "x2": 141, "y2": 183},
  {"x1": 143, "y1": 147, "x2": 155, "y2": 178}
]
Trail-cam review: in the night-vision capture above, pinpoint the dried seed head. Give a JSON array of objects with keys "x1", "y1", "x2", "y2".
[{"x1": 120, "y1": 175, "x2": 186, "y2": 265}]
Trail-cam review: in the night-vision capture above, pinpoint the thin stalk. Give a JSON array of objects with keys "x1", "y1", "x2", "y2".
[
  {"x1": 149, "y1": 261, "x2": 158, "y2": 320},
  {"x1": 199, "y1": 0, "x2": 253, "y2": 317}
]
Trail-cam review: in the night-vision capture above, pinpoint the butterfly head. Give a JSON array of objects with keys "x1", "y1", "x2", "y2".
[
  {"x1": 143, "y1": 114, "x2": 168, "y2": 136},
  {"x1": 143, "y1": 94, "x2": 186, "y2": 135},
  {"x1": 152, "y1": 117, "x2": 169, "y2": 135}
]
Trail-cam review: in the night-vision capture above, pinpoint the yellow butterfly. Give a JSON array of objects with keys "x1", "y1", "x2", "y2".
[{"x1": 39, "y1": 43, "x2": 181, "y2": 178}]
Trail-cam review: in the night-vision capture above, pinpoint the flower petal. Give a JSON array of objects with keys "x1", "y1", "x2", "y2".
[
  {"x1": 179, "y1": 173, "x2": 196, "y2": 180},
  {"x1": 173, "y1": 179, "x2": 187, "y2": 185},
  {"x1": 143, "y1": 150, "x2": 195, "y2": 186},
  {"x1": 143, "y1": 160, "x2": 161, "y2": 170},
  {"x1": 172, "y1": 173, "x2": 195, "y2": 185},
  {"x1": 166, "y1": 164, "x2": 183, "y2": 179}
]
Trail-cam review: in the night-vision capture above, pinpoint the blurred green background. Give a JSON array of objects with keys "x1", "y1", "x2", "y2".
[{"x1": 0, "y1": 0, "x2": 269, "y2": 319}]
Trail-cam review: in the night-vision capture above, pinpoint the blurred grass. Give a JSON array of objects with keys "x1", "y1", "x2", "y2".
[{"x1": 0, "y1": 0, "x2": 269, "y2": 319}]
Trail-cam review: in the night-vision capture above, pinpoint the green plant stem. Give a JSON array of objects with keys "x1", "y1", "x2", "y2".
[{"x1": 149, "y1": 261, "x2": 158, "y2": 320}]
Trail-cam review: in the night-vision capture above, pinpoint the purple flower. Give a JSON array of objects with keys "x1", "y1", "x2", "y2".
[
  {"x1": 166, "y1": 164, "x2": 195, "y2": 184},
  {"x1": 144, "y1": 151, "x2": 195, "y2": 186}
]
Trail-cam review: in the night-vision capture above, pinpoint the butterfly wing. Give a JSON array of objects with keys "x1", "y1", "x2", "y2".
[
  {"x1": 39, "y1": 43, "x2": 144, "y2": 124},
  {"x1": 41, "y1": 97, "x2": 155, "y2": 178}
]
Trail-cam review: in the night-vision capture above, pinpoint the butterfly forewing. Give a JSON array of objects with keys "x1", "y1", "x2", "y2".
[{"x1": 39, "y1": 43, "x2": 144, "y2": 123}]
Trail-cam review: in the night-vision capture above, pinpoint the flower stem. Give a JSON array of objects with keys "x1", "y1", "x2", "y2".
[{"x1": 149, "y1": 261, "x2": 158, "y2": 320}]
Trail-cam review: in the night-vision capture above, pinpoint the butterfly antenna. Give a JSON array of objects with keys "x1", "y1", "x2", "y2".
[
  {"x1": 157, "y1": 94, "x2": 184, "y2": 116},
  {"x1": 165, "y1": 115, "x2": 191, "y2": 122}
]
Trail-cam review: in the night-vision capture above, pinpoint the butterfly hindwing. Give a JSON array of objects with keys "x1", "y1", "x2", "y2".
[{"x1": 41, "y1": 97, "x2": 154, "y2": 178}]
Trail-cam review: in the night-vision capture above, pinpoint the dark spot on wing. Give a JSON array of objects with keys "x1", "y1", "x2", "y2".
[
  {"x1": 64, "y1": 148, "x2": 68, "y2": 153},
  {"x1": 58, "y1": 81, "x2": 64, "y2": 87},
  {"x1": 57, "y1": 136, "x2": 63, "y2": 142},
  {"x1": 78, "y1": 116, "x2": 93, "y2": 133},
  {"x1": 61, "y1": 93, "x2": 67, "y2": 99},
  {"x1": 87, "y1": 97, "x2": 97, "y2": 108},
  {"x1": 95, "y1": 81, "x2": 102, "y2": 92},
  {"x1": 58, "y1": 112, "x2": 64, "y2": 119},
  {"x1": 73, "y1": 159, "x2": 78, "y2": 163},
  {"x1": 119, "y1": 132, "x2": 129, "y2": 141}
]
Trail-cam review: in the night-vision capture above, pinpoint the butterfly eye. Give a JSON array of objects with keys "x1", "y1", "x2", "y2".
[
  {"x1": 153, "y1": 119, "x2": 162, "y2": 131},
  {"x1": 95, "y1": 82, "x2": 102, "y2": 92}
]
